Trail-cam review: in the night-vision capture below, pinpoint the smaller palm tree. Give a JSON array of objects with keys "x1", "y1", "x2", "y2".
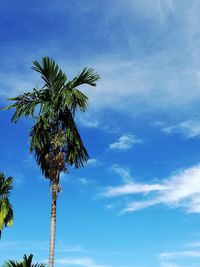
[
  {"x1": 2, "y1": 254, "x2": 46, "y2": 267},
  {"x1": 0, "y1": 173, "x2": 13, "y2": 238}
]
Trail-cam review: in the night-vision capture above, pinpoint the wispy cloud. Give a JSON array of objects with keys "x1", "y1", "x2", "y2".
[
  {"x1": 161, "y1": 262, "x2": 182, "y2": 267},
  {"x1": 1, "y1": 1, "x2": 200, "y2": 122},
  {"x1": 87, "y1": 158, "x2": 101, "y2": 168},
  {"x1": 103, "y1": 164, "x2": 166, "y2": 197},
  {"x1": 109, "y1": 164, "x2": 132, "y2": 183},
  {"x1": 73, "y1": 1, "x2": 200, "y2": 122},
  {"x1": 125, "y1": 164, "x2": 200, "y2": 213},
  {"x1": 109, "y1": 134, "x2": 142, "y2": 151},
  {"x1": 0, "y1": 240, "x2": 88, "y2": 254},
  {"x1": 54, "y1": 257, "x2": 110, "y2": 267},
  {"x1": 101, "y1": 164, "x2": 200, "y2": 214},
  {"x1": 55, "y1": 244, "x2": 89, "y2": 254},
  {"x1": 103, "y1": 184, "x2": 165, "y2": 198},
  {"x1": 78, "y1": 113, "x2": 100, "y2": 129},
  {"x1": 0, "y1": 241, "x2": 23, "y2": 249},
  {"x1": 188, "y1": 242, "x2": 200, "y2": 248},
  {"x1": 120, "y1": 0, "x2": 175, "y2": 20},
  {"x1": 79, "y1": 178, "x2": 91, "y2": 186},
  {"x1": 162, "y1": 120, "x2": 200, "y2": 138},
  {"x1": 159, "y1": 240, "x2": 200, "y2": 267},
  {"x1": 0, "y1": 240, "x2": 48, "y2": 254},
  {"x1": 160, "y1": 250, "x2": 200, "y2": 259},
  {"x1": 60, "y1": 172, "x2": 70, "y2": 183},
  {"x1": 0, "y1": 74, "x2": 35, "y2": 99}
]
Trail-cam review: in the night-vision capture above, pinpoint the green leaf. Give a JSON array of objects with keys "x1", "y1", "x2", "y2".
[{"x1": 0, "y1": 173, "x2": 13, "y2": 238}]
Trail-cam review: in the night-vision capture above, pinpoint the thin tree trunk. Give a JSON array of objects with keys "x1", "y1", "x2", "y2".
[{"x1": 49, "y1": 180, "x2": 58, "y2": 267}]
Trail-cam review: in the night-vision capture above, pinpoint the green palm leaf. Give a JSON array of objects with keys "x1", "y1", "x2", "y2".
[
  {"x1": 2, "y1": 254, "x2": 46, "y2": 267},
  {"x1": 0, "y1": 173, "x2": 13, "y2": 238},
  {"x1": 32, "y1": 57, "x2": 67, "y2": 92}
]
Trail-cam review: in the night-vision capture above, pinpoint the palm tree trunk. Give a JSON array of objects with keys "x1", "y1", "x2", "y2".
[{"x1": 49, "y1": 180, "x2": 58, "y2": 267}]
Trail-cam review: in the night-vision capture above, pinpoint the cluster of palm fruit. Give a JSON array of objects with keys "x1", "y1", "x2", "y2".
[{"x1": 45, "y1": 151, "x2": 66, "y2": 179}]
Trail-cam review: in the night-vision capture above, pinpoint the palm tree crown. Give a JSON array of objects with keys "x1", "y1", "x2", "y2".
[
  {"x1": 0, "y1": 173, "x2": 13, "y2": 238},
  {"x1": 2, "y1": 254, "x2": 46, "y2": 267},
  {"x1": 3, "y1": 57, "x2": 100, "y2": 179}
]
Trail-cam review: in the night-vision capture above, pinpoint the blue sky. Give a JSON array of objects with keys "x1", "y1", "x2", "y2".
[{"x1": 2, "y1": 0, "x2": 200, "y2": 266}]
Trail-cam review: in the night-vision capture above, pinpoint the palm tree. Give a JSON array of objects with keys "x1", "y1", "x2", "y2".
[
  {"x1": 0, "y1": 173, "x2": 13, "y2": 238},
  {"x1": 2, "y1": 57, "x2": 99, "y2": 267},
  {"x1": 2, "y1": 254, "x2": 46, "y2": 267}
]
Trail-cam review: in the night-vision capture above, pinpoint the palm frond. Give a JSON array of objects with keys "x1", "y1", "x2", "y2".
[
  {"x1": 0, "y1": 174, "x2": 13, "y2": 199},
  {"x1": 32, "y1": 57, "x2": 67, "y2": 93},
  {"x1": 0, "y1": 199, "x2": 13, "y2": 228},
  {"x1": 59, "y1": 87, "x2": 88, "y2": 114},
  {"x1": 30, "y1": 116, "x2": 52, "y2": 177},
  {"x1": 59, "y1": 109, "x2": 89, "y2": 168},
  {"x1": 2, "y1": 254, "x2": 46, "y2": 267},
  {"x1": 59, "y1": 67, "x2": 99, "y2": 113},
  {"x1": 1, "y1": 89, "x2": 45, "y2": 123},
  {"x1": 1, "y1": 259, "x2": 21, "y2": 267},
  {"x1": 3, "y1": 201, "x2": 14, "y2": 227},
  {"x1": 67, "y1": 67, "x2": 100, "y2": 88},
  {"x1": 23, "y1": 254, "x2": 33, "y2": 266},
  {"x1": 0, "y1": 173, "x2": 13, "y2": 238}
]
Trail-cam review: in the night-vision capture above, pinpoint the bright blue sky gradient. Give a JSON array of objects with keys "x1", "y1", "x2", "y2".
[{"x1": 1, "y1": 1, "x2": 200, "y2": 267}]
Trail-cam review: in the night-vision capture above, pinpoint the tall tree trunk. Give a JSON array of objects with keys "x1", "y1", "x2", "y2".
[{"x1": 49, "y1": 179, "x2": 58, "y2": 267}]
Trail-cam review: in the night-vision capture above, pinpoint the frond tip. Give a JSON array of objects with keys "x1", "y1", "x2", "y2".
[{"x1": 68, "y1": 67, "x2": 100, "y2": 88}]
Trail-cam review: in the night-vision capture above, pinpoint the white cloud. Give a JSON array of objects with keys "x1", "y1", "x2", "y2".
[
  {"x1": 100, "y1": 0, "x2": 175, "y2": 31},
  {"x1": 60, "y1": 172, "x2": 70, "y2": 183},
  {"x1": 0, "y1": 74, "x2": 35, "y2": 99},
  {"x1": 0, "y1": 240, "x2": 86, "y2": 253},
  {"x1": 162, "y1": 121, "x2": 200, "y2": 138},
  {"x1": 56, "y1": 245, "x2": 89, "y2": 253},
  {"x1": 79, "y1": 178, "x2": 90, "y2": 186},
  {"x1": 71, "y1": 2, "x2": 200, "y2": 122},
  {"x1": 159, "y1": 241, "x2": 200, "y2": 267},
  {"x1": 54, "y1": 257, "x2": 110, "y2": 267},
  {"x1": 109, "y1": 134, "x2": 142, "y2": 151},
  {"x1": 87, "y1": 158, "x2": 101, "y2": 167},
  {"x1": 103, "y1": 184, "x2": 165, "y2": 198},
  {"x1": 78, "y1": 114, "x2": 100, "y2": 129},
  {"x1": 2, "y1": 1, "x2": 200, "y2": 122},
  {"x1": 124, "y1": 199, "x2": 162, "y2": 213},
  {"x1": 0, "y1": 241, "x2": 22, "y2": 249},
  {"x1": 109, "y1": 164, "x2": 132, "y2": 183},
  {"x1": 160, "y1": 250, "x2": 200, "y2": 259},
  {"x1": 125, "y1": 0, "x2": 175, "y2": 20},
  {"x1": 161, "y1": 262, "x2": 181, "y2": 267},
  {"x1": 188, "y1": 242, "x2": 200, "y2": 248},
  {"x1": 83, "y1": 55, "x2": 200, "y2": 120},
  {"x1": 103, "y1": 164, "x2": 165, "y2": 198},
  {"x1": 102, "y1": 163, "x2": 200, "y2": 214}
]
